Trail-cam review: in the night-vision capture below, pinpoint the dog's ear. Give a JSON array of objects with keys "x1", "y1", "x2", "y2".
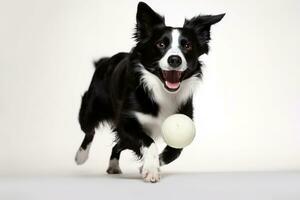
[
  {"x1": 134, "y1": 2, "x2": 165, "y2": 41},
  {"x1": 184, "y1": 14, "x2": 225, "y2": 42}
]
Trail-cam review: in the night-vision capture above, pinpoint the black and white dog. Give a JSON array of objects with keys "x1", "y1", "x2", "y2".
[{"x1": 75, "y1": 2, "x2": 224, "y2": 182}]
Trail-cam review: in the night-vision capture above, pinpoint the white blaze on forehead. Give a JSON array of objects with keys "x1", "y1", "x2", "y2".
[
  {"x1": 170, "y1": 29, "x2": 180, "y2": 52},
  {"x1": 158, "y1": 29, "x2": 187, "y2": 71}
]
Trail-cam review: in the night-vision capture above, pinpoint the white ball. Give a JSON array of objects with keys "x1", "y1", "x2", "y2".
[{"x1": 161, "y1": 114, "x2": 196, "y2": 148}]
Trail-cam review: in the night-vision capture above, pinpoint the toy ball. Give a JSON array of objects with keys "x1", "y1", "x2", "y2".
[{"x1": 161, "y1": 114, "x2": 196, "y2": 148}]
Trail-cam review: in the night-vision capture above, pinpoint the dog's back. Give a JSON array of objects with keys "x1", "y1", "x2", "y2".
[{"x1": 79, "y1": 52, "x2": 130, "y2": 131}]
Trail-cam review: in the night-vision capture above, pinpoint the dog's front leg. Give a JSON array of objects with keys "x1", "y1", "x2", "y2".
[
  {"x1": 116, "y1": 115, "x2": 160, "y2": 183},
  {"x1": 141, "y1": 142, "x2": 160, "y2": 183}
]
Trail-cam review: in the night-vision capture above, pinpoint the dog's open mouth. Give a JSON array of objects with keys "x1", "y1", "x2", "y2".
[{"x1": 161, "y1": 70, "x2": 183, "y2": 92}]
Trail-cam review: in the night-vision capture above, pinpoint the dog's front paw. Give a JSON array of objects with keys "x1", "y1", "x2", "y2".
[{"x1": 141, "y1": 165, "x2": 160, "y2": 183}]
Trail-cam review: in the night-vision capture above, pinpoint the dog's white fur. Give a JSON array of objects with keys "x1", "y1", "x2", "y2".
[{"x1": 141, "y1": 143, "x2": 160, "y2": 182}]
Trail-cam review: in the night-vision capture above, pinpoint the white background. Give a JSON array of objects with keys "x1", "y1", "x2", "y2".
[{"x1": 0, "y1": 0, "x2": 299, "y2": 176}]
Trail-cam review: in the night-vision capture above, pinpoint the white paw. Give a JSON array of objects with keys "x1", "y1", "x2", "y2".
[
  {"x1": 141, "y1": 165, "x2": 160, "y2": 183},
  {"x1": 75, "y1": 144, "x2": 91, "y2": 165},
  {"x1": 140, "y1": 143, "x2": 160, "y2": 183}
]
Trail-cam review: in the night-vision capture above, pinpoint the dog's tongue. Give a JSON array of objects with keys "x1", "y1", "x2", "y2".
[
  {"x1": 165, "y1": 81, "x2": 180, "y2": 89},
  {"x1": 162, "y1": 70, "x2": 182, "y2": 90}
]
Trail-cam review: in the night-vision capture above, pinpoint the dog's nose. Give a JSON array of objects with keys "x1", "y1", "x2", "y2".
[{"x1": 168, "y1": 55, "x2": 182, "y2": 68}]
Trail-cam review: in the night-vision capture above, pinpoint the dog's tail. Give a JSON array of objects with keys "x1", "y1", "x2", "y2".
[
  {"x1": 93, "y1": 53, "x2": 128, "y2": 70},
  {"x1": 94, "y1": 57, "x2": 110, "y2": 69}
]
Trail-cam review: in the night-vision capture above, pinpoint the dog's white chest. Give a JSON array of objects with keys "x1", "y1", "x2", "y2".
[
  {"x1": 134, "y1": 68, "x2": 200, "y2": 139},
  {"x1": 134, "y1": 101, "x2": 177, "y2": 139}
]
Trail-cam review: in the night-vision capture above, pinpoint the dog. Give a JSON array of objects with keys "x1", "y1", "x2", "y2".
[{"x1": 75, "y1": 2, "x2": 224, "y2": 183}]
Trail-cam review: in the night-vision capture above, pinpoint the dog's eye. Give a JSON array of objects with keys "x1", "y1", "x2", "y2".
[
  {"x1": 184, "y1": 42, "x2": 192, "y2": 50},
  {"x1": 156, "y1": 41, "x2": 166, "y2": 49}
]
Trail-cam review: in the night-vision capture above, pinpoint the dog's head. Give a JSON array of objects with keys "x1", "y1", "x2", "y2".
[{"x1": 134, "y1": 2, "x2": 224, "y2": 93}]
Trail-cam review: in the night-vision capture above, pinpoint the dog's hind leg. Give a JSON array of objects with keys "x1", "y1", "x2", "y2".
[
  {"x1": 106, "y1": 142, "x2": 125, "y2": 174},
  {"x1": 75, "y1": 91, "x2": 98, "y2": 165},
  {"x1": 75, "y1": 87, "x2": 112, "y2": 165}
]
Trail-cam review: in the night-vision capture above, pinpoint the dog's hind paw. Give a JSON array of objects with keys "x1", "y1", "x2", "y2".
[
  {"x1": 75, "y1": 145, "x2": 91, "y2": 165},
  {"x1": 106, "y1": 166, "x2": 122, "y2": 174},
  {"x1": 106, "y1": 158, "x2": 122, "y2": 174}
]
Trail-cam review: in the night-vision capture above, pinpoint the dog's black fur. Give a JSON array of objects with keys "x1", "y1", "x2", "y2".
[{"x1": 75, "y1": 2, "x2": 224, "y2": 182}]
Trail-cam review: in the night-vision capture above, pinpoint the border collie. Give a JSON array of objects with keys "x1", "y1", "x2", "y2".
[{"x1": 75, "y1": 2, "x2": 224, "y2": 183}]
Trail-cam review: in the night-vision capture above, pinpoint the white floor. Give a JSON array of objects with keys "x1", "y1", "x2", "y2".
[{"x1": 1, "y1": 172, "x2": 300, "y2": 200}]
